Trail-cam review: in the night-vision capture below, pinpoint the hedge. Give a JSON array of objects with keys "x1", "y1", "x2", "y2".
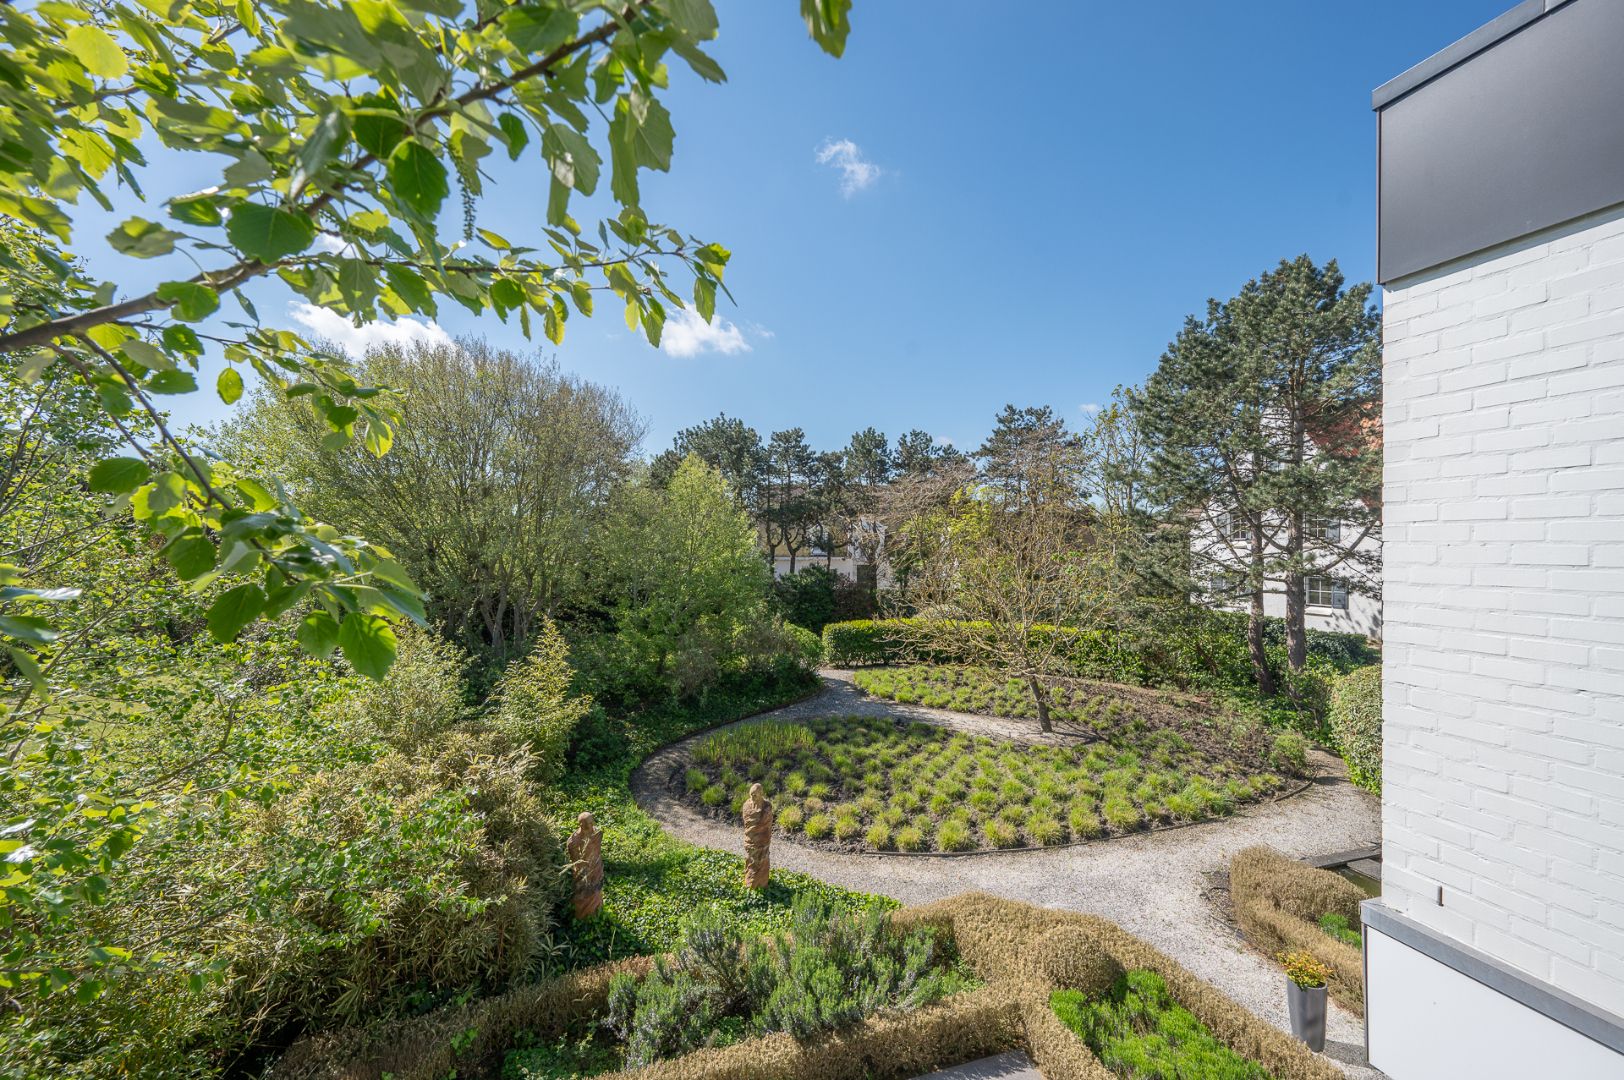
[
  {"x1": 1330, "y1": 665, "x2": 1381, "y2": 794},
  {"x1": 275, "y1": 893, "x2": 1343, "y2": 1080},
  {"x1": 1230, "y1": 847, "x2": 1366, "y2": 1014},
  {"x1": 821, "y1": 609, "x2": 1374, "y2": 694}
]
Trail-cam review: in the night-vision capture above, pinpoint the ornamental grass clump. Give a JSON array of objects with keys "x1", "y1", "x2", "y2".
[
  {"x1": 1230, "y1": 847, "x2": 1366, "y2": 1013},
  {"x1": 604, "y1": 896, "x2": 975, "y2": 1069},
  {"x1": 682, "y1": 705, "x2": 1283, "y2": 853}
]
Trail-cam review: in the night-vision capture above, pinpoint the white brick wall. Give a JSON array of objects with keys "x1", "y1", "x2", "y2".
[{"x1": 1383, "y1": 202, "x2": 1624, "y2": 1016}]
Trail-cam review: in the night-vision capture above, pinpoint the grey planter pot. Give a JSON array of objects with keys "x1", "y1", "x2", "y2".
[{"x1": 1286, "y1": 980, "x2": 1328, "y2": 1052}]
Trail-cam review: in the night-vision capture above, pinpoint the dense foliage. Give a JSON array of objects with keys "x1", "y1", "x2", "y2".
[
  {"x1": 593, "y1": 896, "x2": 972, "y2": 1070},
  {"x1": 822, "y1": 612, "x2": 1374, "y2": 703},
  {"x1": 1050, "y1": 971, "x2": 1274, "y2": 1080},
  {"x1": 682, "y1": 704, "x2": 1288, "y2": 853},
  {"x1": 1328, "y1": 665, "x2": 1381, "y2": 794}
]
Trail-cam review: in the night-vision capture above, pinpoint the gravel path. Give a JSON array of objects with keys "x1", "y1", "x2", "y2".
[{"x1": 631, "y1": 672, "x2": 1385, "y2": 1078}]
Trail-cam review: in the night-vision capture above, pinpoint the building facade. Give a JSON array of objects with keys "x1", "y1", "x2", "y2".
[{"x1": 1367, "y1": 1, "x2": 1624, "y2": 1075}]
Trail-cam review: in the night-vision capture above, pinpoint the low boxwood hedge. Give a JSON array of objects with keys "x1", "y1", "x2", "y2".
[
  {"x1": 1230, "y1": 846, "x2": 1366, "y2": 1014},
  {"x1": 276, "y1": 893, "x2": 1344, "y2": 1080}
]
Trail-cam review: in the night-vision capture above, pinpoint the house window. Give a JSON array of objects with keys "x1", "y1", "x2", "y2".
[
  {"x1": 1311, "y1": 518, "x2": 1342, "y2": 543},
  {"x1": 1306, "y1": 576, "x2": 1348, "y2": 610},
  {"x1": 1215, "y1": 511, "x2": 1249, "y2": 542}
]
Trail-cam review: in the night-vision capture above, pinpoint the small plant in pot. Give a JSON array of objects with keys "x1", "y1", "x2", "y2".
[{"x1": 1281, "y1": 950, "x2": 1332, "y2": 1051}]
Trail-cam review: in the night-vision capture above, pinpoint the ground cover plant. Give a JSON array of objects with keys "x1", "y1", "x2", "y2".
[
  {"x1": 1050, "y1": 971, "x2": 1274, "y2": 1080},
  {"x1": 504, "y1": 895, "x2": 977, "y2": 1077},
  {"x1": 680, "y1": 695, "x2": 1290, "y2": 853}
]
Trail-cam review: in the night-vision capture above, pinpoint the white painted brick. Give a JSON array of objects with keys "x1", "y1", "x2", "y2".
[{"x1": 1383, "y1": 204, "x2": 1624, "y2": 1009}]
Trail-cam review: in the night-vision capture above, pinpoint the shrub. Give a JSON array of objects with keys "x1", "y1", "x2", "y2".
[
  {"x1": 1268, "y1": 730, "x2": 1310, "y2": 777},
  {"x1": 781, "y1": 621, "x2": 825, "y2": 668},
  {"x1": 488, "y1": 618, "x2": 593, "y2": 784},
  {"x1": 605, "y1": 897, "x2": 974, "y2": 1068},
  {"x1": 1318, "y1": 914, "x2": 1362, "y2": 949},
  {"x1": 820, "y1": 619, "x2": 899, "y2": 667},
  {"x1": 1330, "y1": 664, "x2": 1381, "y2": 794},
  {"x1": 323, "y1": 626, "x2": 467, "y2": 752},
  {"x1": 1022, "y1": 926, "x2": 1123, "y2": 998},
  {"x1": 773, "y1": 566, "x2": 840, "y2": 635}
]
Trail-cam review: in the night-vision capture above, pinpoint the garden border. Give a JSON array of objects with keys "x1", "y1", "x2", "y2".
[
  {"x1": 1230, "y1": 846, "x2": 1367, "y2": 1014},
  {"x1": 272, "y1": 892, "x2": 1345, "y2": 1080}
]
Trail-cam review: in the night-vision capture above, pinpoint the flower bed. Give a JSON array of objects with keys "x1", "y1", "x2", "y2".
[
  {"x1": 1229, "y1": 846, "x2": 1366, "y2": 1014},
  {"x1": 680, "y1": 708, "x2": 1289, "y2": 854},
  {"x1": 1051, "y1": 970, "x2": 1273, "y2": 1079},
  {"x1": 272, "y1": 893, "x2": 1341, "y2": 1080}
]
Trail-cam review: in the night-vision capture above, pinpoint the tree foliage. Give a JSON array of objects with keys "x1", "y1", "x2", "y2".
[
  {"x1": 0, "y1": 0, "x2": 853, "y2": 674},
  {"x1": 221, "y1": 338, "x2": 642, "y2": 656}
]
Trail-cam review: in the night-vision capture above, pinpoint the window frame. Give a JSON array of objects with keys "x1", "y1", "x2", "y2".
[{"x1": 1306, "y1": 575, "x2": 1349, "y2": 610}]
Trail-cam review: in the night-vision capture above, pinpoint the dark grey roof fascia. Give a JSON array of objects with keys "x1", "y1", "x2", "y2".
[{"x1": 1371, "y1": 0, "x2": 1575, "y2": 110}]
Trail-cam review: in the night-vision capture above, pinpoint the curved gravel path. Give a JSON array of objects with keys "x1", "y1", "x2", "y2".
[{"x1": 632, "y1": 671, "x2": 1384, "y2": 1078}]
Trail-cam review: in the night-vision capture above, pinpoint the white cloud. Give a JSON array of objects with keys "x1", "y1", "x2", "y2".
[
  {"x1": 660, "y1": 307, "x2": 751, "y2": 358},
  {"x1": 288, "y1": 302, "x2": 452, "y2": 358},
  {"x1": 312, "y1": 233, "x2": 353, "y2": 255},
  {"x1": 746, "y1": 321, "x2": 776, "y2": 340},
  {"x1": 815, "y1": 138, "x2": 882, "y2": 196},
  {"x1": 1080, "y1": 402, "x2": 1102, "y2": 416}
]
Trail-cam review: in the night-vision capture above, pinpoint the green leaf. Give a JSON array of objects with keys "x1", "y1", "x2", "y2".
[
  {"x1": 226, "y1": 204, "x2": 316, "y2": 262},
  {"x1": 337, "y1": 611, "x2": 397, "y2": 679},
  {"x1": 163, "y1": 325, "x2": 203, "y2": 355},
  {"x1": 120, "y1": 339, "x2": 173, "y2": 372},
  {"x1": 65, "y1": 25, "x2": 129, "y2": 78},
  {"x1": 502, "y1": 6, "x2": 578, "y2": 54},
  {"x1": 108, "y1": 217, "x2": 182, "y2": 258},
  {"x1": 169, "y1": 193, "x2": 224, "y2": 226},
  {"x1": 666, "y1": 0, "x2": 719, "y2": 38},
  {"x1": 156, "y1": 281, "x2": 220, "y2": 322},
  {"x1": 295, "y1": 610, "x2": 341, "y2": 659},
  {"x1": 350, "y1": 93, "x2": 411, "y2": 159},
  {"x1": 0, "y1": 616, "x2": 56, "y2": 645},
  {"x1": 206, "y1": 584, "x2": 266, "y2": 643},
  {"x1": 497, "y1": 113, "x2": 529, "y2": 161},
  {"x1": 164, "y1": 532, "x2": 216, "y2": 580},
  {"x1": 383, "y1": 264, "x2": 435, "y2": 314},
  {"x1": 386, "y1": 142, "x2": 450, "y2": 218},
  {"x1": 88, "y1": 457, "x2": 151, "y2": 493},
  {"x1": 145, "y1": 370, "x2": 198, "y2": 395},
  {"x1": 217, "y1": 367, "x2": 244, "y2": 405},
  {"x1": 801, "y1": 0, "x2": 853, "y2": 58}
]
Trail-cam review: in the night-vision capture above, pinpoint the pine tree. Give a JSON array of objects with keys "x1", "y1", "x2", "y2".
[
  {"x1": 1135, "y1": 255, "x2": 1380, "y2": 692},
  {"x1": 975, "y1": 405, "x2": 1088, "y2": 506}
]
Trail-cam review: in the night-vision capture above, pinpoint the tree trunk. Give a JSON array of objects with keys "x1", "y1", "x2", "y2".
[
  {"x1": 1248, "y1": 518, "x2": 1276, "y2": 696},
  {"x1": 1284, "y1": 512, "x2": 1307, "y2": 674},
  {"x1": 1026, "y1": 675, "x2": 1054, "y2": 734}
]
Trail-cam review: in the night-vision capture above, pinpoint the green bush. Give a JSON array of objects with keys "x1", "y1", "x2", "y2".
[
  {"x1": 782, "y1": 621, "x2": 824, "y2": 668},
  {"x1": 821, "y1": 610, "x2": 1373, "y2": 692},
  {"x1": 488, "y1": 618, "x2": 593, "y2": 784},
  {"x1": 1051, "y1": 970, "x2": 1272, "y2": 1080},
  {"x1": 1268, "y1": 730, "x2": 1311, "y2": 777},
  {"x1": 322, "y1": 626, "x2": 468, "y2": 752},
  {"x1": 604, "y1": 896, "x2": 973, "y2": 1069},
  {"x1": 1330, "y1": 665, "x2": 1381, "y2": 794},
  {"x1": 773, "y1": 566, "x2": 839, "y2": 635}
]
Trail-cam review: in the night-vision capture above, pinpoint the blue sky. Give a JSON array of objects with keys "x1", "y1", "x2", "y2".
[{"x1": 64, "y1": 0, "x2": 1514, "y2": 456}]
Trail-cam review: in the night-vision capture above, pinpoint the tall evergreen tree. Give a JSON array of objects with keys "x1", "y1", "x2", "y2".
[
  {"x1": 975, "y1": 405, "x2": 1088, "y2": 506},
  {"x1": 764, "y1": 427, "x2": 818, "y2": 572},
  {"x1": 1135, "y1": 255, "x2": 1380, "y2": 691},
  {"x1": 894, "y1": 429, "x2": 962, "y2": 476},
  {"x1": 651, "y1": 413, "x2": 767, "y2": 513}
]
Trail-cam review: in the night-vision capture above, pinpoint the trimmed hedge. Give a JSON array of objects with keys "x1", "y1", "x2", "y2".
[
  {"x1": 278, "y1": 893, "x2": 1343, "y2": 1080},
  {"x1": 1230, "y1": 847, "x2": 1366, "y2": 1014},
  {"x1": 821, "y1": 610, "x2": 1375, "y2": 695},
  {"x1": 1330, "y1": 665, "x2": 1381, "y2": 794}
]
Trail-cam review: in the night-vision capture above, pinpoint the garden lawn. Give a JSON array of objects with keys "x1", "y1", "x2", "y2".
[
  {"x1": 682, "y1": 707, "x2": 1287, "y2": 854},
  {"x1": 547, "y1": 671, "x2": 893, "y2": 970}
]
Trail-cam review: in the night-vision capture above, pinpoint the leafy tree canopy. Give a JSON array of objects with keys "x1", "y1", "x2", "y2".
[{"x1": 0, "y1": 0, "x2": 854, "y2": 678}]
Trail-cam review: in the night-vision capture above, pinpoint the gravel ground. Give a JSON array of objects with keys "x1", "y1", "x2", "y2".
[{"x1": 631, "y1": 672, "x2": 1385, "y2": 1079}]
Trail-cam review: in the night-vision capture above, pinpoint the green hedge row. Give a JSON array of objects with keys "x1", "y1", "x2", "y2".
[
  {"x1": 1329, "y1": 665, "x2": 1381, "y2": 794},
  {"x1": 821, "y1": 609, "x2": 1374, "y2": 693}
]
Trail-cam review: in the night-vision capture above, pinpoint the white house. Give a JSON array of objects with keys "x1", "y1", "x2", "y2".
[
  {"x1": 1192, "y1": 506, "x2": 1383, "y2": 639},
  {"x1": 1366, "y1": 1, "x2": 1624, "y2": 1076}
]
